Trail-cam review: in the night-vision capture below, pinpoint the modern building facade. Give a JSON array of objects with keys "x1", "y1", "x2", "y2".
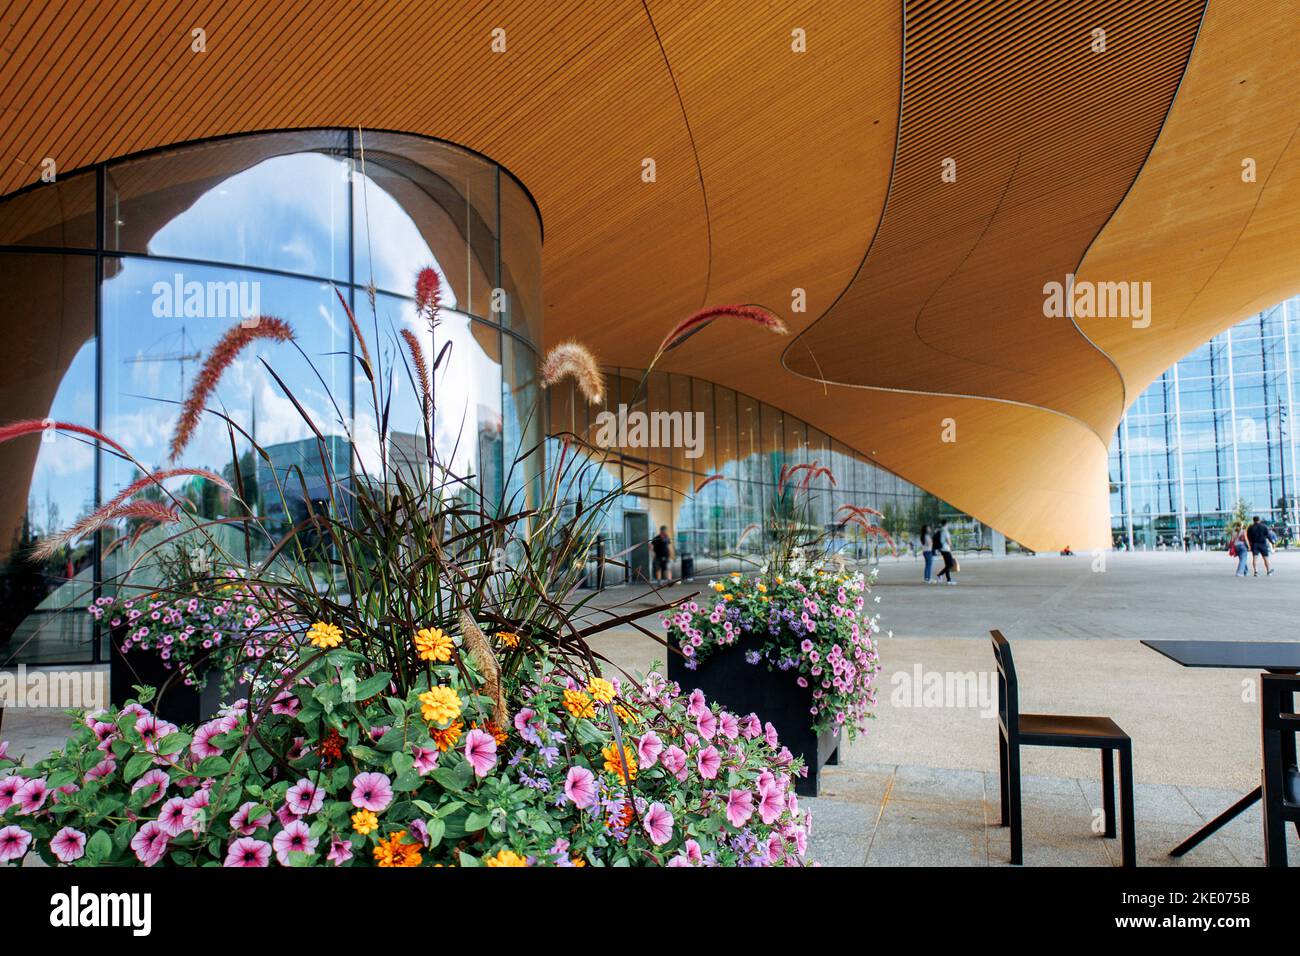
[
  {"x1": 1110, "y1": 297, "x2": 1300, "y2": 550},
  {"x1": 0, "y1": 129, "x2": 543, "y2": 666}
]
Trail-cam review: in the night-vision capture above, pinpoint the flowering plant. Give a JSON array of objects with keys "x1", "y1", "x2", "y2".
[
  {"x1": 0, "y1": 635, "x2": 809, "y2": 867},
  {"x1": 89, "y1": 573, "x2": 281, "y2": 695},
  {"x1": 663, "y1": 566, "x2": 881, "y2": 738}
]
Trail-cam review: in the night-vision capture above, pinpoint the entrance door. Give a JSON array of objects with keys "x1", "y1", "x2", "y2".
[{"x1": 623, "y1": 512, "x2": 650, "y2": 583}]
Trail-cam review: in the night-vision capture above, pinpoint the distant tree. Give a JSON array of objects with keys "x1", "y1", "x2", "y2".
[{"x1": 1222, "y1": 497, "x2": 1251, "y2": 541}]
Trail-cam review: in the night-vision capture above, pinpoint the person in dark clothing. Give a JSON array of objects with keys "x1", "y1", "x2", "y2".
[
  {"x1": 935, "y1": 520, "x2": 956, "y2": 584},
  {"x1": 651, "y1": 525, "x2": 673, "y2": 582},
  {"x1": 1247, "y1": 516, "x2": 1277, "y2": 577}
]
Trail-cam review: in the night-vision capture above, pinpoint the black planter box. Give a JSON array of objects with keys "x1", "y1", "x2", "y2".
[
  {"x1": 668, "y1": 635, "x2": 840, "y2": 797},
  {"x1": 109, "y1": 624, "x2": 235, "y2": 727}
]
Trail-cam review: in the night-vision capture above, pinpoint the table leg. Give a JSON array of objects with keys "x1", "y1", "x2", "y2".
[{"x1": 1170, "y1": 787, "x2": 1262, "y2": 857}]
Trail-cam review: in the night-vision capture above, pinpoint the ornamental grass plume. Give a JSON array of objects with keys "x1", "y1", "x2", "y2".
[
  {"x1": 169, "y1": 317, "x2": 295, "y2": 461},
  {"x1": 459, "y1": 611, "x2": 508, "y2": 726},
  {"x1": 540, "y1": 341, "x2": 603, "y2": 404},
  {"x1": 400, "y1": 328, "x2": 431, "y2": 415},
  {"x1": 0, "y1": 419, "x2": 128, "y2": 456},
  {"x1": 693, "y1": 474, "x2": 726, "y2": 494},
  {"x1": 414, "y1": 266, "x2": 442, "y2": 323},
  {"x1": 648, "y1": 304, "x2": 787, "y2": 373},
  {"x1": 30, "y1": 468, "x2": 226, "y2": 561}
]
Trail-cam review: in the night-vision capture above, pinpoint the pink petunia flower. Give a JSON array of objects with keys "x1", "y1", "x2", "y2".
[
  {"x1": 660, "y1": 745, "x2": 688, "y2": 782},
  {"x1": 231, "y1": 801, "x2": 273, "y2": 836},
  {"x1": 272, "y1": 819, "x2": 318, "y2": 866},
  {"x1": 725, "y1": 788, "x2": 754, "y2": 827},
  {"x1": 326, "y1": 835, "x2": 353, "y2": 866},
  {"x1": 686, "y1": 689, "x2": 707, "y2": 717},
  {"x1": 285, "y1": 778, "x2": 326, "y2": 816},
  {"x1": 14, "y1": 778, "x2": 49, "y2": 815},
  {"x1": 86, "y1": 756, "x2": 116, "y2": 781},
  {"x1": 157, "y1": 796, "x2": 191, "y2": 837},
  {"x1": 636, "y1": 731, "x2": 663, "y2": 769},
  {"x1": 0, "y1": 825, "x2": 31, "y2": 863},
  {"x1": 642, "y1": 802, "x2": 674, "y2": 846},
  {"x1": 564, "y1": 766, "x2": 597, "y2": 808},
  {"x1": 130, "y1": 821, "x2": 169, "y2": 866},
  {"x1": 463, "y1": 729, "x2": 497, "y2": 778},
  {"x1": 0, "y1": 775, "x2": 22, "y2": 812},
  {"x1": 349, "y1": 772, "x2": 393, "y2": 812},
  {"x1": 412, "y1": 745, "x2": 439, "y2": 775},
  {"x1": 224, "y1": 837, "x2": 271, "y2": 867},
  {"x1": 718, "y1": 711, "x2": 740, "y2": 740},
  {"x1": 190, "y1": 720, "x2": 226, "y2": 759},
  {"x1": 50, "y1": 827, "x2": 86, "y2": 864},
  {"x1": 764, "y1": 722, "x2": 780, "y2": 749},
  {"x1": 696, "y1": 710, "x2": 718, "y2": 740},
  {"x1": 740, "y1": 713, "x2": 763, "y2": 739},
  {"x1": 757, "y1": 784, "x2": 785, "y2": 825},
  {"x1": 131, "y1": 768, "x2": 169, "y2": 807},
  {"x1": 696, "y1": 745, "x2": 721, "y2": 780},
  {"x1": 270, "y1": 691, "x2": 300, "y2": 717}
]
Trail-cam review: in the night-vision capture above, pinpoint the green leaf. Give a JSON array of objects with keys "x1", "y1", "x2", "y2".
[
  {"x1": 157, "y1": 732, "x2": 191, "y2": 755},
  {"x1": 195, "y1": 756, "x2": 230, "y2": 776},
  {"x1": 424, "y1": 817, "x2": 445, "y2": 847},
  {"x1": 85, "y1": 830, "x2": 112, "y2": 864},
  {"x1": 123, "y1": 753, "x2": 153, "y2": 783},
  {"x1": 353, "y1": 672, "x2": 393, "y2": 700},
  {"x1": 391, "y1": 751, "x2": 414, "y2": 777},
  {"x1": 464, "y1": 809, "x2": 493, "y2": 833},
  {"x1": 458, "y1": 849, "x2": 481, "y2": 867}
]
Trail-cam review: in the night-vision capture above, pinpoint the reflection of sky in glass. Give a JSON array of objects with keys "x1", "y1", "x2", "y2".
[
  {"x1": 144, "y1": 154, "x2": 349, "y2": 282},
  {"x1": 29, "y1": 341, "x2": 97, "y2": 537},
  {"x1": 102, "y1": 259, "x2": 348, "y2": 491}
]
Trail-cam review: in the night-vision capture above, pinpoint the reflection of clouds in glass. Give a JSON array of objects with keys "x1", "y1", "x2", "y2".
[
  {"x1": 352, "y1": 175, "x2": 457, "y2": 309},
  {"x1": 148, "y1": 154, "x2": 347, "y2": 279}
]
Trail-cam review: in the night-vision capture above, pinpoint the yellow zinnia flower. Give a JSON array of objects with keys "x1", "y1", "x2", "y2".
[
  {"x1": 613, "y1": 703, "x2": 637, "y2": 726},
  {"x1": 602, "y1": 743, "x2": 637, "y2": 783},
  {"x1": 485, "y1": 849, "x2": 528, "y2": 867},
  {"x1": 419, "y1": 685, "x2": 462, "y2": 725},
  {"x1": 756, "y1": 582, "x2": 767, "y2": 593},
  {"x1": 307, "y1": 621, "x2": 343, "y2": 649},
  {"x1": 352, "y1": 809, "x2": 379, "y2": 835},
  {"x1": 413, "y1": 626, "x2": 454, "y2": 662},
  {"x1": 496, "y1": 630, "x2": 520, "y2": 648},
  {"x1": 563, "y1": 689, "x2": 595, "y2": 719},
  {"x1": 586, "y1": 677, "x2": 615, "y2": 704},
  {"x1": 711, "y1": 581, "x2": 725, "y2": 592}
]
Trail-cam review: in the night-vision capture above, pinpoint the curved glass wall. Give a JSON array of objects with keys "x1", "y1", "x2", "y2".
[
  {"x1": 0, "y1": 129, "x2": 543, "y2": 665},
  {"x1": 546, "y1": 369, "x2": 953, "y2": 583}
]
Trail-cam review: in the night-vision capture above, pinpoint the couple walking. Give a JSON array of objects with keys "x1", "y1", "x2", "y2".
[
  {"x1": 920, "y1": 520, "x2": 957, "y2": 585},
  {"x1": 1227, "y1": 516, "x2": 1277, "y2": 577}
]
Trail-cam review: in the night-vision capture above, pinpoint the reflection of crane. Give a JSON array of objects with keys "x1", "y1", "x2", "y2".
[{"x1": 123, "y1": 326, "x2": 201, "y2": 394}]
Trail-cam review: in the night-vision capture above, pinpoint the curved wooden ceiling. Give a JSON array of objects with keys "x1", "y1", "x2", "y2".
[{"x1": 1, "y1": 0, "x2": 1297, "y2": 551}]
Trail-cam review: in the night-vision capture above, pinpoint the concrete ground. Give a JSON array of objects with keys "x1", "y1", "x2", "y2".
[
  {"x1": 583, "y1": 550, "x2": 1300, "y2": 865},
  {"x1": 3, "y1": 551, "x2": 1296, "y2": 866}
]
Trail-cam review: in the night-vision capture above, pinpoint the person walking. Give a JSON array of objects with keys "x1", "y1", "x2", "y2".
[
  {"x1": 919, "y1": 524, "x2": 935, "y2": 583},
  {"x1": 1228, "y1": 522, "x2": 1249, "y2": 576},
  {"x1": 1247, "y1": 516, "x2": 1277, "y2": 577},
  {"x1": 651, "y1": 525, "x2": 673, "y2": 582},
  {"x1": 935, "y1": 519, "x2": 957, "y2": 585}
]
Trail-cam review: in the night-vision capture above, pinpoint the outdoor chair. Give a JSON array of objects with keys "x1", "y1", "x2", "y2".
[
  {"x1": 1261, "y1": 672, "x2": 1300, "y2": 867},
  {"x1": 991, "y1": 630, "x2": 1135, "y2": 867}
]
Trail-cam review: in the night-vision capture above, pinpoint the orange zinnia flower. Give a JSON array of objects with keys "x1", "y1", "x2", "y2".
[{"x1": 430, "y1": 720, "x2": 464, "y2": 752}]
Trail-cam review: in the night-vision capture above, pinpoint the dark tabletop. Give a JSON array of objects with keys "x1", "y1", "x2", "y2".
[{"x1": 1142, "y1": 640, "x2": 1300, "y2": 672}]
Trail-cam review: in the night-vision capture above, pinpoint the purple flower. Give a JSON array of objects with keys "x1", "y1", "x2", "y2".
[
  {"x1": 326, "y1": 835, "x2": 353, "y2": 866},
  {"x1": 513, "y1": 707, "x2": 543, "y2": 745},
  {"x1": 412, "y1": 745, "x2": 439, "y2": 775},
  {"x1": 350, "y1": 772, "x2": 393, "y2": 812}
]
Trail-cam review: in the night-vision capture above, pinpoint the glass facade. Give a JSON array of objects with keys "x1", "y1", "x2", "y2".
[
  {"x1": 546, "y1": 368, "x2": 958, "y2": 582},
  {"x1": 0, "y1": 130, "x2": 542, "y2": 666},
  {"x1": 1110, "y1": 297, "x2": 1300, "y2": 549}
]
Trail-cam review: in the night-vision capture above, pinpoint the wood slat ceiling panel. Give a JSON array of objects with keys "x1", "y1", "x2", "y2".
[{"x1": 784, "y1": 0, "x2": 1205, "y2": 441}]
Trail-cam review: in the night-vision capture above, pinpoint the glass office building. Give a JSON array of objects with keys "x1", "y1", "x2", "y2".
[
  {"x1": 1110, "y1": 297, "x2": 1300, "y2": 549},
  {"x1": 0, "y1": 129, "x2": 543, "y2": 666}
]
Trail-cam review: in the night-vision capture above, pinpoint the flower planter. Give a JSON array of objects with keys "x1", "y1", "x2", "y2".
[
  {"x1": 668, "y1": 633, "x2": 840, "y2": 797},
  {"x1": 109, "y1": 623, "x2": 241, "y2": 726}
]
